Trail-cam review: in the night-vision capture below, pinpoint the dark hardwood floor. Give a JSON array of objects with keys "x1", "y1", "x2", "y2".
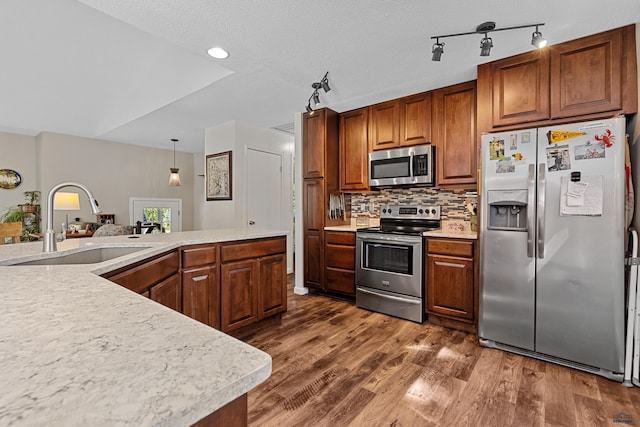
[{"x1": 230, "y1": 275, "x2": 640, "y2": 426}]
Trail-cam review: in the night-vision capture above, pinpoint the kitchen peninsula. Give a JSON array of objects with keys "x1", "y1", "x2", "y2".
[{"x1": 0, "y1": 229, "x2": 287, "y2": 426}]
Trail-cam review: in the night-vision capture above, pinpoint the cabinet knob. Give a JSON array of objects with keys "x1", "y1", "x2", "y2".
[{"x1": 249, "y1": 220, "x2": 255, "y2": 225}]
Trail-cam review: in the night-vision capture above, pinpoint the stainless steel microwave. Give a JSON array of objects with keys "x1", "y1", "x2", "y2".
[{"x1": 368, "y1": 145, "x2": 435, "y2": 187}]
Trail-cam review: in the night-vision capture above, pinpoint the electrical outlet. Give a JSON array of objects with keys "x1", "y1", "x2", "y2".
[
  {"x1": 370, "y1": 202, "x2": 375, "y2": 212},
  {"x1": 360, "y1": 203, "x2": 367, "y2": 211}
]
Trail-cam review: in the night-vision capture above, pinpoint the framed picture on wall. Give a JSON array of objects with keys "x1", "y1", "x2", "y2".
[{"x1": 206, "y1": 151, "x2": 232, "y2": 200}]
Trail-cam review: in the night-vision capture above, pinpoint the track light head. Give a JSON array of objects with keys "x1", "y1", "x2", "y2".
[
  {"x1": 304, "y1": 72, "x2": 331, "y2": 112},
  {"x1": 431, "y1": 39, "x2": 444, "y2": 61},
  {"x1": 480, "y1": 34, "x2": 493, "y2": 57},
  {"x1": 531, "y1": 26, "x2": 547, "y2": 48}
]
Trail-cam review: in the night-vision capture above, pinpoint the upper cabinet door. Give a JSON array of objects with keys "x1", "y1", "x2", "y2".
[
  {"x1": 491, "y1": 50, "x2": 550, "y2": 126},
  {"x1": 303, "y1": 110, "x2": 327, "y2": 179},
  {"x1": 400, "y1": 92, "x2": 432, "y2": 146},
  {"x1": 433, "y1": 81, "x2": 477, "y2": 186},
  {"x1": 369, "y1": 100, "x2": 400, "y2": 151},
  {"x1": 340, "y1": 108, "x2": 369, "y2": 191},
  {"x1": 550, "y1": 28, "x2": 623, "y2": 118}
]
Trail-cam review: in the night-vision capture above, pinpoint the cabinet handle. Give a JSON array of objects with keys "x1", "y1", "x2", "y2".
[{"x1": 191, "y1": 275, "x2": 209, "y2": 282}]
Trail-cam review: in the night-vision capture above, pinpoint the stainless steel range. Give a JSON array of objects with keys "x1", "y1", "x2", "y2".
[{"x1": 355, "y1": 204, "x2": 441, "y2": 323}]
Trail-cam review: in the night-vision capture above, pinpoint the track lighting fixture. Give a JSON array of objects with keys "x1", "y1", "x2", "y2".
[
  {"x1": 531, "y1": 25, "x2": 547, "y2": 48},
  {"x1": 430, "y1": 21, "x2": 546, "y2": 61},
  {"x1": 304, "y1": 71, "x2": 331, "y2": 113},
  {"x1": 480, "y1": 34, "x2": 493, "y2": 56},
  {"x1": 432, "y1": 38, "x2": 444, "y2": 61}
]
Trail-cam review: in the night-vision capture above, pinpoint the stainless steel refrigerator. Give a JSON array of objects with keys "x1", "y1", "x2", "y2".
[{"x1": 479, "y1": 117, "x2": 626, "y2": 381}]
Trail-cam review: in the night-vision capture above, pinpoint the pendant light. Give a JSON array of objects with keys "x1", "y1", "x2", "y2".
[{"x1": 169, "y1": 138, "x2": 181, "y2": 186}]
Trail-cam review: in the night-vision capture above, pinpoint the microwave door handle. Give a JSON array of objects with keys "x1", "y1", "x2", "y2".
[{"x1": 409, "y1": 152, "x2": 415, "y2": 181}]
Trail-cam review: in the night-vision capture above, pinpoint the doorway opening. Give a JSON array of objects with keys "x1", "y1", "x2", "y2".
[{"x1": 129, "y1": 198, "x2": 182, "y2": 233}]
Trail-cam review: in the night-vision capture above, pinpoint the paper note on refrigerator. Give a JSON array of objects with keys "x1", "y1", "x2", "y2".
[{"x1": 560, "y1": 176, "x2": 603, "y2": 216}]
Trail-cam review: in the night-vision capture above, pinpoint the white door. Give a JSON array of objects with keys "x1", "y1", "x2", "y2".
[
  {"x1": 247, "y1": 148, "x2": 283, "y2": 230},
  {"x1": 129, "y1": 198, "x2": 182, "y2": 233}
]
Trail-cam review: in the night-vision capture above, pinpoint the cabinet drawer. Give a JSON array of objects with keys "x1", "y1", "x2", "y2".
[
  {"x1": 427, "y1": 239, "x2": 474, "y2": 257},
  {"x1": 182, "y1": 244, "x2": 218, "y2": 268},
  {"x1": 325, "y1": 244, "x2": 355, "y2": 270},
  {"x1": 221, "y1": 237, "x2": 286, "y2": 263},
  {"x1": 105, "y1": 251, "x2": 179, "y2": 294},
  {"x1": 326, "y1": 268, "x2": 355, "y2": 296},
  {"x1": 325, "y1": 231, "x2": 355, "y2": 245}
]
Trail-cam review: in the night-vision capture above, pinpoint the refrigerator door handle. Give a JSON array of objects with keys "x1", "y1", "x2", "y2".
[
  {"x1": 527, "y1": 164, "x2": 535, "y2": 258},
  {"x1": 537, "y1": 163, "x2": 546, "y2": 258}
]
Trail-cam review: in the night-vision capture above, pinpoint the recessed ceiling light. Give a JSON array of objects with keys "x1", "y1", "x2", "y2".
[{"x1": 207, "y1": 47, "x2": 229, "y2": 59}]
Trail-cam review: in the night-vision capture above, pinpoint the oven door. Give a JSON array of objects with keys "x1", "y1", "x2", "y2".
[{"x1": 355, "y1": 232, "x2": 423, "y2": 297}]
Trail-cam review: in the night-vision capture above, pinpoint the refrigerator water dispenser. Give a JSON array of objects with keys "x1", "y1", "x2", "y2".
[{"x1": 487, "y1": 190, "x2": 527, "y2": 231}]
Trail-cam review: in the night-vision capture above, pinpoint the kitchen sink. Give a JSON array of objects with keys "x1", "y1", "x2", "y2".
[{"x1": 10, "y1": 246, "x2": 150, "y2": 266}]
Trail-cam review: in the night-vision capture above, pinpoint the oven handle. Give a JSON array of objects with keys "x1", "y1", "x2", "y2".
[
  {"x1": 357, "y1": 287, "x2": 421, "y2": 304},
  {"x1": 356, "y1": 235, "x2": 422, "y2": 245}
]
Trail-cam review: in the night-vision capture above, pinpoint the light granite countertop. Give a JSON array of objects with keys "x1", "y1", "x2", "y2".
[{"x1": 0, "y1": 228, "x2": 287, "y2": 426}]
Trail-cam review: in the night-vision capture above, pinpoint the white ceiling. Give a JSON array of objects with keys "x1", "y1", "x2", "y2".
[{"x1": 2, "y1": 0, "x2": 639, "y2": 153}]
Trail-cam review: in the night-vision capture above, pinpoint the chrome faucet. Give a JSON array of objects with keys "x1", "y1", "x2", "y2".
[{"x1": 43, "y1": 182, "x2": 101, "y2": 252}]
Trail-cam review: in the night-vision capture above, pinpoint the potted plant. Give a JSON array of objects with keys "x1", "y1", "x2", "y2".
[
  {"x1": 0, "y1": 205, "x2": 22, "y2": 223},
  {"x1": 21, "y1": 190, "x2": 40, "y2": 213}
]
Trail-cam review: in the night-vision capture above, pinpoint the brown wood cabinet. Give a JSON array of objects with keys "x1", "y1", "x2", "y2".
[
  {"x1": 303, "y1": 108, "x2": 345, "y2": 292},
  {"x1": 400, "y1": 91, "x2": 432, "y2": 146},
  {"x1": 220, "y1": 236, "x2": 287, "y2": 332},
  {"x1": 150, "y1": 274, "x2": 182, "y2": 311},
  {"x1": 425, "y1": 238, "x2": 476, "y2": 325},
  {"x1": 478, "y1": 24, "x2": 637, "y2": 132},
  {"x1": 550, "y1": 27, "x2": 627, "y2": 118},
  {"x1": 103, "y1": 250, "x2": 180, "y2": 295},
  {"x1": 103, "y1": 237, "x2": 285, "y2": 333},
  {"x1": 369, "y1": 100, "x2": 400, "y2": 151},
  {"x1": 339, "y1": 107, "x2": 369, "y2": 191},
  {"x1": 432, "y1": 81, "x2": 477, "y2": 186},
  {"x1": 489, "y1": 49, "x2": 550, "y2": 126},
  {"x1": 303, "y1": 178, "x2": 324, "y2": 290},
  {"x1": 324, "y1": 230, "x2": 356, "y2": 296},
  {"x1": 257, "y1": 253, "x2": 288, "y2": 318},
  {"x1": 303, "y1": 109, "x2": 329, "y2": 179},
  {"x1": 221, "y1": 259, "x2": 258, "y2": 331},
  {"x1": 181, "y1": 244, "x2": 220, "y2": 330}
]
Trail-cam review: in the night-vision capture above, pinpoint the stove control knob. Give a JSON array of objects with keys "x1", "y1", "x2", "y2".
[
  {"x1": 431, "y1": 209, "x2": 436, "y2": 215},
  {"x1": 419, "y1": 209, "x2": 424, "y2": 214},
  {"x1": 382, "y1": 208, "x2": 387, "y2": 214}
]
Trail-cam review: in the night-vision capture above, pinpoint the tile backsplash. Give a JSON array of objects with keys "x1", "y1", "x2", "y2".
[{"x1": 350, "y1": 187, "x2": 477, "y2": 221}]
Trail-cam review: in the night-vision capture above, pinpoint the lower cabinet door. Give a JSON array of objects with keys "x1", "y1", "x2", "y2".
[
  {"x1": 150, "y1": 273, "x2": 182, "y2": 312},
  {"x1": 183, "y1": 265, "x2": 220, "y2": 329},
  {"x1": 304, "y1": 233, "x2": 324, "y2": 290},
  {"x1": 325, "y1": 268, "x2": 355, "y2": 296},
  {"x1": 426, "y1": 254, "x2": 474, "y2": 320},
  {"x1": 221, "y1": 260, "x2": 258, "y2": 332},
  {"x1": 258, "y1": 254, "x2": 287, "y2": 319}
]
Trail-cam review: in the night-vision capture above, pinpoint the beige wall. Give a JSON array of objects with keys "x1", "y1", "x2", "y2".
[
  {"x1": 0, "y1": 131, "x2": 195, "y2": 231},
  {"x1": 0, "y1": 132, "x2": 37, "y2": 213},
  {"x1": 203, "y1": 120, "x2": 294, "y2": 272}
]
